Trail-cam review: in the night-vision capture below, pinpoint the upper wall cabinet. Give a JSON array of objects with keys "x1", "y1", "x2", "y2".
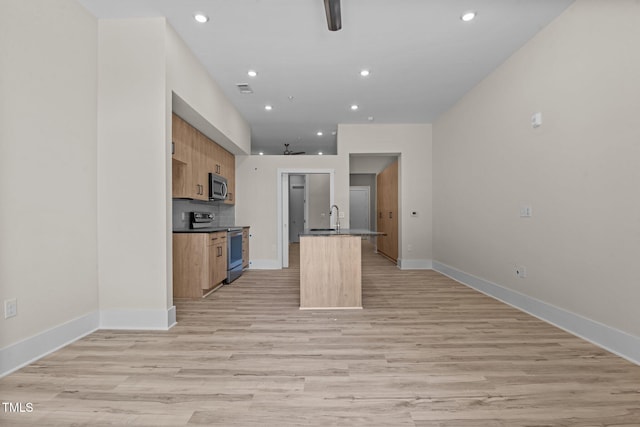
[
  {"x1": 172, "y1": 114, "x2": 206, "y2": 200},
  {"x1": 172, "y1": 113, "x2": 236, "y2": 204}
]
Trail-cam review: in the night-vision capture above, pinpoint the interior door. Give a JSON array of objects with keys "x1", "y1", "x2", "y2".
[
  {"x1": 349, "y1": 186, "x2": 370, "y2": 230},
  {"x1": 288, "y1": 175, "x2": 306, "y2": 243}
]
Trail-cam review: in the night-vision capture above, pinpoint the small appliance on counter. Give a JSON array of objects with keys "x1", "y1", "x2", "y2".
[
  {"x1": 190, "y1": 211, "x2": 215, "y2": 229},
  {"x1": 188, "y1": 211, "x2": 244, "y2": 284}
]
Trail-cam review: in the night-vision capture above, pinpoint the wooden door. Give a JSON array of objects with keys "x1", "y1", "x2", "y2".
[{"x1": 376, "y1": 160, "x2": 398, "y2": 262}]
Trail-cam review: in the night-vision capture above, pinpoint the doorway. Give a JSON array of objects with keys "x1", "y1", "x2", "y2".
[
  {"x1": 288, "y1": 175, "x2": 306, "y2": 243},
  {"x1": 349, "y1": 186, "x2": 370, "y2": 230},
  {"x1": 277, "y1": 168, "x2": 335, "y2": 268}
]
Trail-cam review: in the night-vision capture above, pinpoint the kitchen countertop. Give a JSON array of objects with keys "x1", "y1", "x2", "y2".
[
  {"x1": 173, "y1": 226, "x2": 249, "y2": 233},
  {"x1": 299, "y1": 228, "x2": 385, "y2": 237}
]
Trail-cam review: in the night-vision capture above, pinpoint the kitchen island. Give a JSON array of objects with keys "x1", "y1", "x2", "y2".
[{"x1": 299, "y1": 229, "x2": 384, "y2": 309}]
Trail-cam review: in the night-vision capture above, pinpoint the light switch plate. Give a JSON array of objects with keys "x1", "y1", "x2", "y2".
[
  {"x1": 5, "y1": 299, "x2": 17, "y2": 319},
  {"x1": 520, "y1": 205, "x2": 532, "y2": 218}
]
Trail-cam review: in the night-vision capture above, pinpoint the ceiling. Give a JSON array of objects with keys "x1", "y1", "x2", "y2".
[{"x1": 78, "y1": 0, "x2": 574, "y2": 155}]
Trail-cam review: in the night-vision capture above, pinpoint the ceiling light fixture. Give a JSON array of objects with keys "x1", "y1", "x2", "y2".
[
  {"x1": 264, "y1": 105, "x2": 273, "y2": 111},
  {"x1": 317, "y1": 131, "x2": 323, "y2": 136},
  {"x1": 194, "y1": 13, "x2": 209, "y2": 23},
  {"x1": 259, "y1": 152, "x2": 264, "y2": 155},
  {"x1": 461, "y1": 11, "x2": 476, "y2": 22},
  {"x1": 323, "y1": 0, "x2": 342, "y2": 31},
  {"x1": 318, "y1": 152, "x2": 323, "y2": 155},
  {"x1": 247, "y1": 70, "x2": 257, "y2": 77},
  {"x1": 350, "y1": 104, "x2": 359, "y2": 111},
  {"x1": 360, "y1": 69, "x2": 370, "y2": 77}
]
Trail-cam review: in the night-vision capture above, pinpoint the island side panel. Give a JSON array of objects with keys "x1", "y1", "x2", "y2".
[{"x1": 299, "y1": 235, "x2": 362, "y2": 309}]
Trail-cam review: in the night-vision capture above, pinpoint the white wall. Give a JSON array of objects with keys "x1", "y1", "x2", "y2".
[
  {"x1": 166, "y1": 26, "x2": 250, "y2": 155},
  {"x1": 340, "y1": 124, "x2": 433, "y2": 268},
  {"x1": 235, "y1": 156, "x2": 346, "y2": 267},
  {"x1": 433, "y1": 0, "x2": 640, "y2": 339},
  {"x1": 97, "y1": 18, "x2": 172, "y2": 328},
  {"x1": 0, "y1": 0, "x2": 98, "y2": 361},
  {"x1": 236, "y1": 124, "x2": 433, "y2": 269}
]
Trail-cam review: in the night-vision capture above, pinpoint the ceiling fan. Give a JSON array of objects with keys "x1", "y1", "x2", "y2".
[
  {"x1": 324, "y1": 0, "x2": 342, "y2": 31},
  {"x1": 283, "y1": 143, "x2": 305, "y2": 155}
]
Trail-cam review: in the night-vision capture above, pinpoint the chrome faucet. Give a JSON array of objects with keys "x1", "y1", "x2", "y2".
[{"x1": 329, "y1": 204, "x2": 340, "y2": 231}]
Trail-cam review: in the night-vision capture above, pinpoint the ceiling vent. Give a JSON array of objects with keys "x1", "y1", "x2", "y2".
[{"x1": 236, "y1": 83, "x2": 253, "y2": 94}]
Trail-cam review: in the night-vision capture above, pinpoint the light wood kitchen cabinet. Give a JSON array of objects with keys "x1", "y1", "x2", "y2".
[
  {"x1": 222, "y1": 149, "x2": 235, "y2": 205},
  {"x1": 191, "y1": 132, "x2": 210, "y2": 201},
  {"x1": 209, "y1": 232, "x2": 227, "y2": 288},
  {"x1": 376, "y1": 160, "x2": 398, "y2": 262},
  {"x1": 242, "y1": 227, "x2": 250, "y2": 268},
  {"x1": 173, "y1": 232, "x2": 227, "y2": 299},
  {"x1": 172, "y1": 114, "x2": 207, "y2": 200},
  {"x1": 172, "y1": 113, "x2": 236, "y2": 203}
]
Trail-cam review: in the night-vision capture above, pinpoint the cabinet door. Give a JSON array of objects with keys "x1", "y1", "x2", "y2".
[
  {"x1": 207, "y1": 233, "x2": 227, "y2": 288},
  {"x1": 172, "y1": 114, "x2": 190, "y2": 164},
  {"x1": 214, "y1": 234, "x2": 228, "y2": 285},
  {"x1": 242, "y1": 227, "x2": 249, "y2": 268},
  {"x1": 172, "y1": 114, "x2": 195, "y2": 198},
  {"x1": 191, "y1": 132, "x2": 209, "y2": 201},
  {"x1": 173, "y1": 234, "x2": 208, "y2": 298},
  {"x1": 223, "y1": 149, "x2": 235, "y2": 205}
]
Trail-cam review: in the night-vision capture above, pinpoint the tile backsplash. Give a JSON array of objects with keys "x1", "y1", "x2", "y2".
[{"x1": 172, "y1": 199, "x2": 235, "y2": 230}]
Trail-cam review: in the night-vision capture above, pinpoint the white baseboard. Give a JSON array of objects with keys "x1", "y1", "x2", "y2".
[
  {"x1": 398, "y1": 258, "x2": 433, "y2": 270},
  {"x1": 432, "y1": 261, "x2": 640, "y2": 366},
  {"x1": 249, "y1": 259, "x2": 281, "y2": 270},
  {"x1": 100, "y1": 307, "x2": 177, "y2": 330},
  {"x1": 1, "y1": 311, "x2": 99, "y2": 378}
]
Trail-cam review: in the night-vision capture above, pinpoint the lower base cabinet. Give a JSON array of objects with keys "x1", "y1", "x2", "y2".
[
  {"x1": 173, "y1": 232, "x2": 227, "y2": 299},
  {"x1": 242, "y1": 227, "x2": 250, "y2": 269}
]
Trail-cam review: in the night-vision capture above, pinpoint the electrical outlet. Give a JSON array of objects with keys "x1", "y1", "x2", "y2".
[
  {"x1": 407, "y1": 244, "x2": 413, "y2": 252},
  {"x1": 5, "y1": 299, "x2": 17, "y2": 319},
  {"x1": 338, "y1": 212, "x2": 345, "y2": 218},
  {"x1": 515, "y1": 265, "x2": 527, "y2": 278}
]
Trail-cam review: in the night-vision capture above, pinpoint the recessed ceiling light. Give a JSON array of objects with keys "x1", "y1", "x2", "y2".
[
  {"x1": 318, "y1": 152, "x2": 323, "y2": 155},
  {"x1": 360, "y1": 69, "x2": 370, "y2": 77},
  {"x1": 194, "y1": 13, "x2": 209, "y2": 23},
  {"x1": 259, "y1": 152, "x2": 264, "y2": 155},
  {"x1": 332, "y1": 131, "x2": 337, "y2": 135},
  {"x1": 461, "y1": 11, "x2": 476, "y2": 22},
  {"x1": 317, "y1": 131, "x2": 323, "y2": 136},
  {"x1": 350, "y1": 104, "x2": 359, "y2": 111},
  {"x1": 247, "y1": 70, "x2": 257, "y2": 77},
  {"x1": 264, "y1": 105, "x2": 273, "y2": 111}
]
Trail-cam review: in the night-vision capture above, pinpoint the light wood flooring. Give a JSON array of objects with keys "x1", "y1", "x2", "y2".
[{"x1": 1, "y1": 241, "x2": 639, "y2": 426}]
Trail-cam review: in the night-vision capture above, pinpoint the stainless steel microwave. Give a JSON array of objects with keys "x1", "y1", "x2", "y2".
[{"x1": 209, "y1": 173, "x2": 228, "y2": 201}]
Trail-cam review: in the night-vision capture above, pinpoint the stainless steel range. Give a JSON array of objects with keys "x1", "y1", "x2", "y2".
[{"x1": 190, "y1": 211, "x2": 244, "y2": 284}]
